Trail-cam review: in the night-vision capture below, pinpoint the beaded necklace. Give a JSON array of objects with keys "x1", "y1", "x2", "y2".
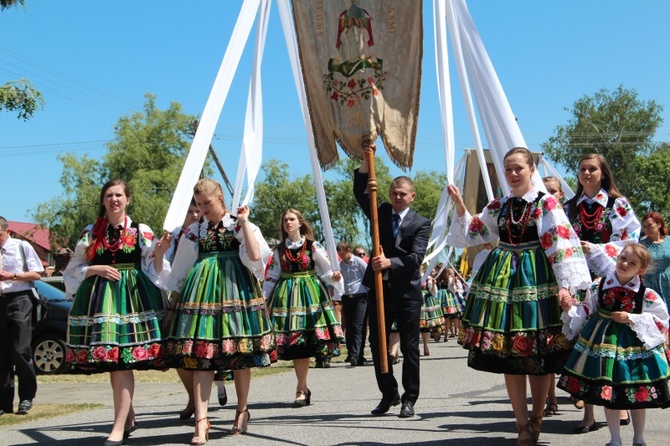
[
  {"x1": 101, "y1": 216, "x2": 128, "y2": 254},
  {"x1": 578, "y1": 201, "x2": 604, "y2": 230},
  {"x1": 505, "y1": 199, "x2": 532, "y2": 246},
  {"x1": 284, "y1": 239, "x2": 307, "y2": 263}
]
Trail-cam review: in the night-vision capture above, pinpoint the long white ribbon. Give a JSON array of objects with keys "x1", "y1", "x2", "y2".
[
  {"x1": 163, "y1": 0, "x2": 262, "y2": 232},
  {"x1": 232, "y1": 0, "x2": 271, "y2": 210}
]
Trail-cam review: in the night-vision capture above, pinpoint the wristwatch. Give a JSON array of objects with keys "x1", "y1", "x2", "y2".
[{"x1": 13, "y1": 273, "x2": 18, "y2": 281}]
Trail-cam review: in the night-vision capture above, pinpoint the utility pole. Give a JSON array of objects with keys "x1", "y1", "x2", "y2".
[{"x1": 191, "y1": 120, "x2": 234, "y2": 196}]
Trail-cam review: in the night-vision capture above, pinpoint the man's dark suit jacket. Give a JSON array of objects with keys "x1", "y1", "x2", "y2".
[{"x1": 353, "y1": 169, "x2": 431, "y2": 301}]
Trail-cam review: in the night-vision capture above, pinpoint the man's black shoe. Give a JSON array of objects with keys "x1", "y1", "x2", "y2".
[
  {"x1": 371, "y1": 392, "x2": 401, "y2": 415},
  {"x1": 398, "y1": 400, "x2": 415, "y2": 418},
  {"x1": 0, "y1": 407, "x2": 13, "y2": 416},
  {"x1": 16, "y1": 399, "x2": 32, "y2": 415}
]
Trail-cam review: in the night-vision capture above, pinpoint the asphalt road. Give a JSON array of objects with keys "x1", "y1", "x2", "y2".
[{"x1": 1, "y1": 340, "x2": 668, "y2": 445}]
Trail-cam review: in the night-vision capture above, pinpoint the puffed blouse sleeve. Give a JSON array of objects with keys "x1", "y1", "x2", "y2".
[
  {"x1": 533, "y1": 194, "x2": 591, "y2": 293},
  {"x1": 312, "y1": 241, "x2": 343, "y2": 294},
  {"x1": 585, "y1": 197, "x2": 641, "y2": 277},
  {"x1": 234, "y1": 221, "x2": 271, "y2": 281},
  {"x1": 63, "y1": 224, "x2": 94, "y2": 299},
  {"x1": 137, "y1": 223, "x2": 170, "y2": 288},
  {"x1": 167, "y1": 223, "x2": 199, "y2": 293},
  {"x1": 446, "y1": 198, "x2": 502, "y2": 248},
  {"x1": 263, "y1": 249, "x2": 281, "y2": 298},
  {"x1": 628, "y1": 288, "x2": 670, "y2": 350},
  {"x1": 561, "y1": 279, "x2": 599, "y2": 340},
  {"x1": 425, "y1": 277, "x2": 437, "y2": 297}
]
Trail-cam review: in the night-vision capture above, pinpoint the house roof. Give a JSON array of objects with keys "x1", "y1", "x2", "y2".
[{"x1": 7, "y1": 221, "x2": 52, "y2": 250}]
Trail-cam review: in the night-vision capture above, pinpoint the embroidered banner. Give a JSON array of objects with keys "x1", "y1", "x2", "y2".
[{"x1": 291, "y1": 0, "x2": 422, "y2": 170}]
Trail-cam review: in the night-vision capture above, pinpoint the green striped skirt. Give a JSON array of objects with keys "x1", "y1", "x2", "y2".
[
  {"x1": 166, "y1": 251, "x2": 274, "y2": 370},
  {"x1": 558, "y1": 310, "x2": 670, "y2": 409},
  {"x1": 458, "y1": 242, "x2": 570, "y2": 375},
  {"x1": 66, "y1": 263, "x2": 167, "y2": 372},
  {"x1": 268, "y1": 270, "x2": 344, "y2": 360},
  {"x1": 420, "y1": 290, "x2": 445, "y2": 332}
]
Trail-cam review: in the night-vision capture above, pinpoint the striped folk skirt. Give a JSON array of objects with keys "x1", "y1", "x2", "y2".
[
  {"x1": 166, "y1": 251, "x2": 274, "y2": 371},
  {"x1": 66, "y1": 263, "x2": 167, "y2": 372},
  {"x1": 458, "y1": 242, "x2": 571, "y2": 375},
  {"x1": 268, "y1": 270, "x2": 344, "y2": 360},
  {"x1": 558, "y1": 311, "x2": 670, "y2": 409}
]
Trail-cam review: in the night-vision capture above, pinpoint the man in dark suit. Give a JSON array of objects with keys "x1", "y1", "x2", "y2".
[{"x1": 353, "y1": 143, "x2": 431, "y2": 418}]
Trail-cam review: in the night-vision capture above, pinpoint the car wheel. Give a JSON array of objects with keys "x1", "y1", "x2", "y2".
[{"x1": 33, "y1": 334, "x2": 69, "y2": 374}]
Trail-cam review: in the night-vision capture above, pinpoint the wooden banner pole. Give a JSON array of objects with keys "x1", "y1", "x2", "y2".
[{"x1": 365, "y1": 149, "x2": 389, "y2": 374}]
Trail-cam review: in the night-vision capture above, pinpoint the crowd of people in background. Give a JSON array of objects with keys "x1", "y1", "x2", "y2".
[{"x1": 2, "y1": 146, "x2": 670, "y2": 446}]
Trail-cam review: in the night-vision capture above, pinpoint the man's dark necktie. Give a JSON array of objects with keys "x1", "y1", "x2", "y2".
[{"x1": 392, "y1": 213, "x2": 400, "y2": 237}]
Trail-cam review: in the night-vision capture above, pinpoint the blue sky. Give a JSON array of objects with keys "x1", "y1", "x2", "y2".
[{"x1": 2, "y1": 0, "x2": 670, "y2": 223}]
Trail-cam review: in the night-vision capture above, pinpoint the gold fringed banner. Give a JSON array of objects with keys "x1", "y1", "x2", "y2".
[{"x1": 291, "y1": 0, "x2": 423, "y2": 170}]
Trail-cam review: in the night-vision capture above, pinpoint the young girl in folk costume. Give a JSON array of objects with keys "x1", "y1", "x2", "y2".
[
  {"x1": 419, "y1": 266, "x2": 444, "y2": 355},
  {"x1": 64, "y1": 180, "x2": 171, "y2": 446},
  {"x1": 435, "y1": 266, "x2": 459, "y2": 341},
  {"x1": 446, "y1": 147, "x2": 591, "y2": 446},
  {"x1": 165, "y1": 179, "x2": 274, "y2": 444},
  {"x1": 563, "y1": 154, "x2": 641, "y2": 433},
  {"x1": 558, "y1": 243, "x2": 670, "y2": 446},
  {"x1": 264, "y1": 208, "x2": 344, "y2": 406}
]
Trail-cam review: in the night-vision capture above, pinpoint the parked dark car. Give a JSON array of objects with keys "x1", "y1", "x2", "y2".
[
  {"x1": 41, "y1": 275, "x2": 66, "y2": 292},
  {"x1": 32, "y1": 280, "x2": 72, "y2": 374}
]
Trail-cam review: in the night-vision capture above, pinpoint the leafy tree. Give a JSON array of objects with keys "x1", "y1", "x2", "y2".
[
  {"x1": 32, "y1": 94, "x2": 198, "y2": 249},
  {"x1": 1, "y1": 0, "x2": 44, "y2": 120},
  {"x1": 251, "y1": 160, "x2": 318, "y2": 245},
  {"x1": 411, "y1": 170, "x2": 448, "y2": 220},
  {"x1": 0, "y1": 0, "x2": 24, "y2": 10},
  {"x1": 541, "y1": 85, "x2": 664, "y2": 213},
  {"x1": 628, "y1": 143, "x2": 670, "y2": 220}
]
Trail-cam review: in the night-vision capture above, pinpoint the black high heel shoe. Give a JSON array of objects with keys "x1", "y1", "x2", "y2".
[
  {"x1": 123, "y1": 422, "x2": 137, "y2": 439},
  {"x1": 293, "y1": 388, "x2": 311, "y2": 407},
  {"x1": 180, "y1": 407, "x2": 195, "y2": 420}
]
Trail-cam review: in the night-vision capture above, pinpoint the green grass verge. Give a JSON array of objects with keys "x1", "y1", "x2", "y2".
[{"x1": 0, "y1": 403, "x2": 103, "y2": 427}]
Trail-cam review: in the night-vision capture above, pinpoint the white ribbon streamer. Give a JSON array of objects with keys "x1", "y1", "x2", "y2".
[
  {"x1": 163, "y1": 0, "x2": 262, "y2": 232},
  {"x1": 232, "y1": 0, "x2": 271, "y2": 211}
]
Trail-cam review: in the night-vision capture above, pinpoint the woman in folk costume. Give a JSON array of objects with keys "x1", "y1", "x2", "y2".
[
  {"x1": 419, "y1": 266, "x2": 443, "y2": 356},
  {"x1": 64, "y1": 179, "x2": 171, "y2": 446},
  {"x1": 435, "y1": 266, "x2": 458, "y2": 340},
  {"x1": 563, "y1": 153, "x2": 641, "y2": 433},
  {"x1": 446, "y1": 147, "x2": 591, "y2": 446},
  {"x1": 264, "y1": 208, "x2": 344, "y2": 407},
  {"x1": 558, "y1": 243, "x2": 670, "y2": 446},
  {"x1": 165, "y1": 179, "x2": 274, "y2": 444}
]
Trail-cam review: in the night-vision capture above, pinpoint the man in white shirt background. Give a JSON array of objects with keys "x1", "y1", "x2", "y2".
[{"x1": 0, "y1": 216, "x2": 44, "y2": 415}]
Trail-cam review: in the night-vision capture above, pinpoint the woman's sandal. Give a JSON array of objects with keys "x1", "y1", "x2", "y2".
[
  {"x1": 190, "y1": 417, "x2": 211, "y2": 445},
  {"x1": 529, "y1": 414, "x2": 543, "y2": 443},
  {"x1": 570, "y1": 397, "x2": 584, "y2": 410},
  {"x1": 230, "y1": 409, "x2": 251, "y2": 435},
  {"x1": 543, "y1": 402, "x2": 558, "y2": 417},
  {"x1": 516, "y1": 422, "x2": 533, "y2": 446}
]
